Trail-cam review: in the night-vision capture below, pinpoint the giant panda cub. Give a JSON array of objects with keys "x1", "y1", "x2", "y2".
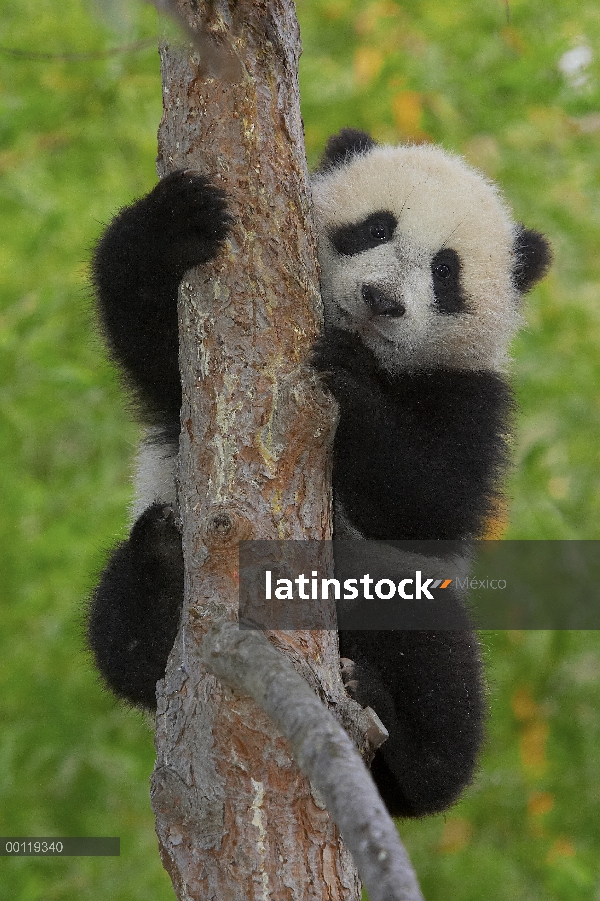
[{"x1": 88, "y1": 128, "x2": 551, "y2": 818}]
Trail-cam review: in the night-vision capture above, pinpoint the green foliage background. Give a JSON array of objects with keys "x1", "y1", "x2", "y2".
[{"x1": 1, "y1": 0, "x2": 599, "y2": 898}]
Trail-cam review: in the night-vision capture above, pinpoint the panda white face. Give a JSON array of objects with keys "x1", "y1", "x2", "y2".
[{"x1": 312, "y1": 143, "x2": 523, "y2": 374}]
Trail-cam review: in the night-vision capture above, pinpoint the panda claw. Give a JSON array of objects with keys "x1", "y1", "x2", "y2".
[{"x1": 340, "y1": 657, "x2": 358, "y2": 693}]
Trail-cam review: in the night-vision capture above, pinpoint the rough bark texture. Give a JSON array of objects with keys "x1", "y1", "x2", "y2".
[
  {"x1": 203, "y1": 622, "x2": 425, "y2": 901},
  {"x1": 150, "y1": 2, "x2": 364, "y2": 897}
]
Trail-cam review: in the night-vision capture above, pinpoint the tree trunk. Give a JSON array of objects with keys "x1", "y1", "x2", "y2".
[{"x1": 149, "y1": 2, "x2": 362, "y2": 897}]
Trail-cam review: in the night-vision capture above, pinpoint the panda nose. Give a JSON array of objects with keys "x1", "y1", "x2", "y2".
[{"x1": 362, "y1": 284, "x2": 406, "y2": 317}]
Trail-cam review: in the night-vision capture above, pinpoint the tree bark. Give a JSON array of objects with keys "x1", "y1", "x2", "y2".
[
  {"x1": 150, "y1": 2, "x2": 363, "y2": 897},
  {"x1": 202, "y1": 622, "x2": 425, "y2": 901}
]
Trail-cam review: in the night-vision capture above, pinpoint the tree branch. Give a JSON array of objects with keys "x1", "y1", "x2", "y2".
[{"x1": 203, "y1": 621, "x2": 425, "y2": 901}]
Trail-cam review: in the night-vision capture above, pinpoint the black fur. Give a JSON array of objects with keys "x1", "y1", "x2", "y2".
[
  {"x1": 513, "y1": 226, "x2": 552, "y2": 294},
  {"x1": 310, "y1": 325, "x2": 503, "y2": 816},
  {"x1": 339, "y1": 629, "x2": 484, "y2": 816},
  {"x1": 92, "y1": 170, "x2": 231, "y2": 424},
  {"x1": 88, "y1": 503, "x2": 184, "y2": 708},
  {"x1": 88, "y1": 171, "x2": 230, "y2": 704},
  {"x1": 431, "y1": 247, "x2": 469, "y2": 314},
  {"x1": 331, "y1": 211, "x2": 397, "y2": 256},
  {"x1": 312, "y1": 328, "x2": 513, "y2": 541},
  {"x1": 317, "y1": 127, "x2": 377, "y2": 171},
  {"x1": 88, "y1": 139, "x2": 549, "y2": 820}
]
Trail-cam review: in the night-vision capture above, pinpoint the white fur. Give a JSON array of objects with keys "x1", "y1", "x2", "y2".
[
  {"x1": 312, "y1": 143, "x2": 521, "y2": 373},
  {"x1": 131, "y1": 430, "x2": 177, "y2": 522}
]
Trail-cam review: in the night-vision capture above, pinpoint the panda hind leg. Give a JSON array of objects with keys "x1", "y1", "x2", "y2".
[
  {"x1": 87, "y1": 503, "x2": 184, "y2": 709},
  {"x1": 339, "y1": 629, "x2": 485, "y2": 818}
]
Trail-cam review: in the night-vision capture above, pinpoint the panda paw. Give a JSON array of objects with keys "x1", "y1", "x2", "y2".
[
  {"x1": 134, "y1": 171, "x2": 233, "y2": 273},
  {"x1": 340, "y1": 655, "x2": 379, "y2": 710},
  {"x1": 312, "y1": 328, "x2": 377, "y2": 376},
  {"x1": 311, "y1": 328, "x2": 384, "y2": 394},
  {"x1": 340, "y1": 653, "x2": 398, "y2": 733},
  {"x1": 312, "y1": 329, "x2": 389, "y2": 419}
]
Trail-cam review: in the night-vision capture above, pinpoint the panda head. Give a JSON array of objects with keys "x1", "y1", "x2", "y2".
[{"x1": 311, "y1": 129, "x2": 551, "y2": 373}]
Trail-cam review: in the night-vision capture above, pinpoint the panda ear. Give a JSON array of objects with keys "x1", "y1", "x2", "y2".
[
  {"x1": 317, "y1": 128, "x2": 377, "y2": 172},
  {"x1": 513, "y1": 226, "x2": 552, "y2": 293}
]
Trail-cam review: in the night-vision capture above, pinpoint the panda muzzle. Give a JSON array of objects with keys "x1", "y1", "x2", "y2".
[{"x1": 361, "y1": 284, "x2": 406, "y2": 317}]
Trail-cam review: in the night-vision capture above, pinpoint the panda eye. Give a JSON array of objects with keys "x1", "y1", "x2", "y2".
[
  {"x1": 434, "y1": 262, "x2": 452, "y2": 279},
  {"x1": 431, "y1": 248, "x2": 468, "y2": 314},
  {"x1": 331, "y1": 211, "x2": 397, "y2": 256},
  {"x1": 370, "y1": 222, "x2": 389, "y2": 242}
]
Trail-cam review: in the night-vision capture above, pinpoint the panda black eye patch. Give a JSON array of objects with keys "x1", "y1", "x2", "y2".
[
  {"x1": 431, "y1": 248, "x2": 469, "y2": 314},
  {"x1": 330, "y1": 211, "x2": 397, "y2": 256}
]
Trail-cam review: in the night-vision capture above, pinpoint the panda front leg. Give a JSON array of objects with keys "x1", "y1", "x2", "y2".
[{"x1": 92, "y1": 170, "x2": 232, "y2": 424}]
